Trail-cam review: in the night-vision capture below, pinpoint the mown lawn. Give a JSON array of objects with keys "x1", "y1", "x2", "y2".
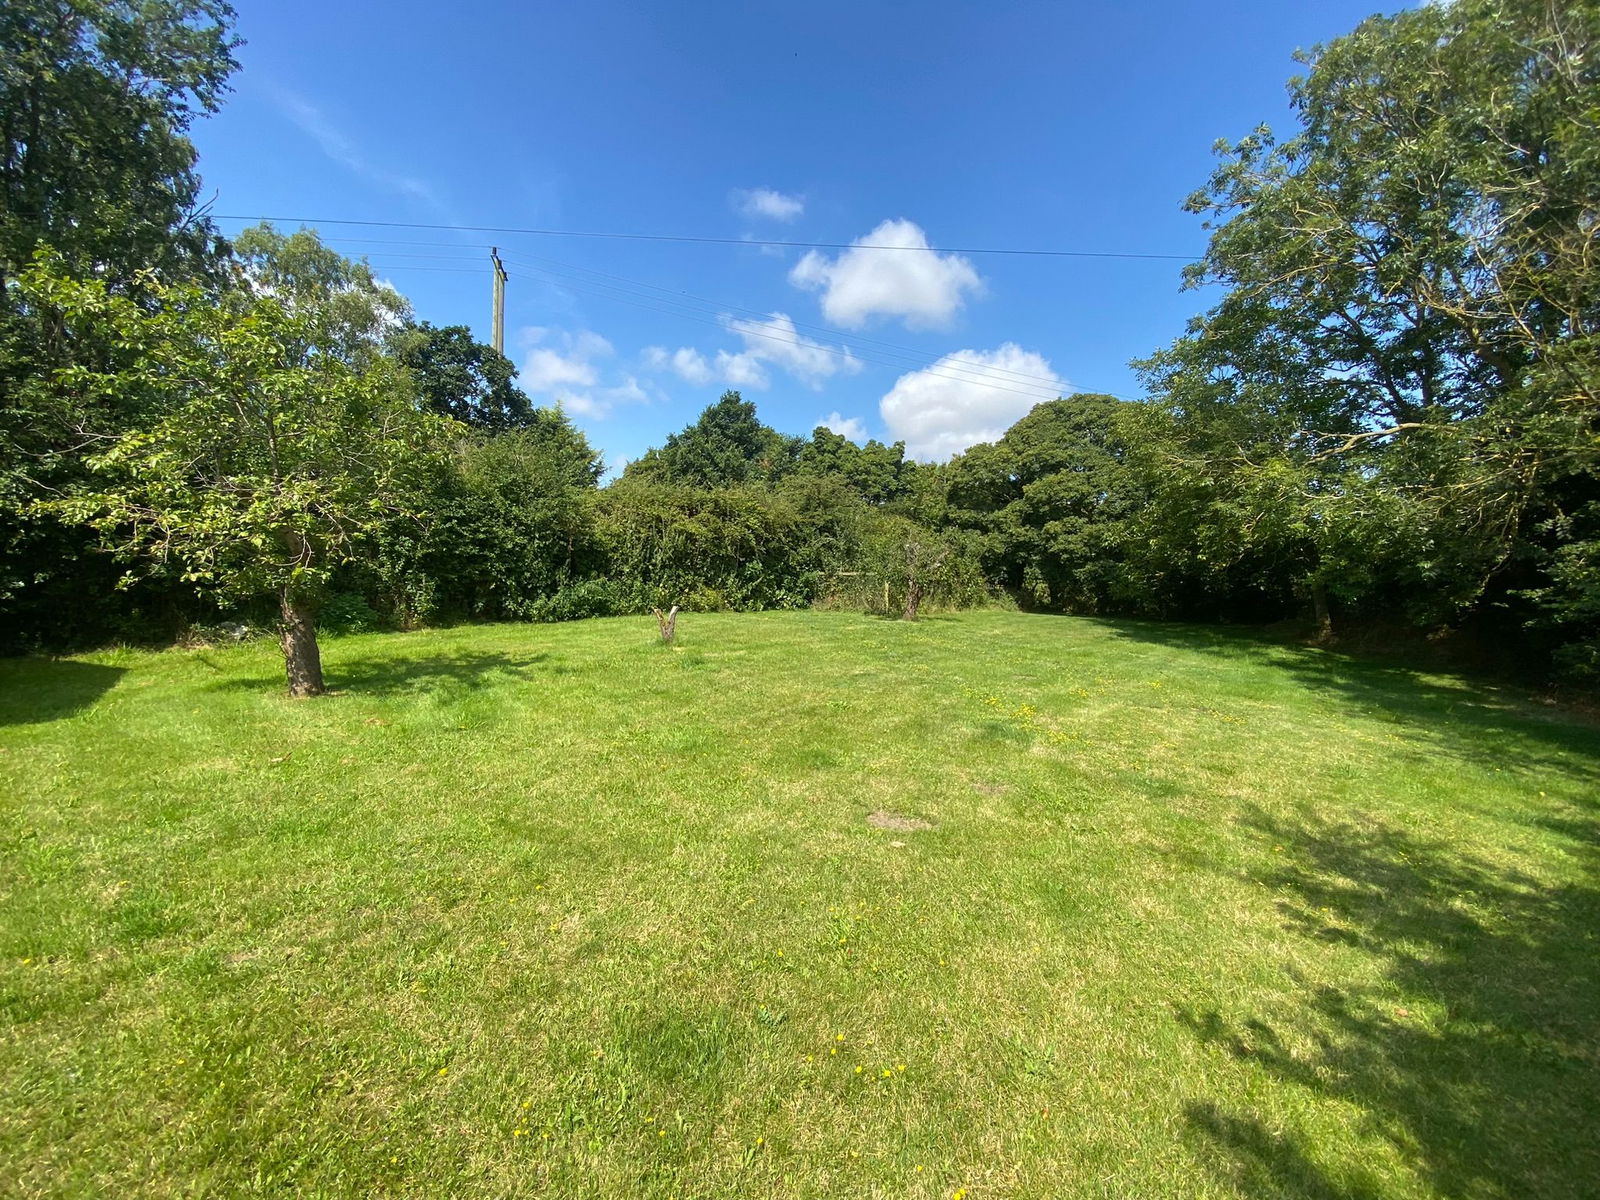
[{"x1": 2, "y1": 610, "x2": 1597, "y2": 1199}]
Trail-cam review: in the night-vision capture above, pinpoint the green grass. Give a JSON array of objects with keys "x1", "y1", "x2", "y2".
[{"x1": 2, "y1": 610, "x2": 1597, "y2": 1199}]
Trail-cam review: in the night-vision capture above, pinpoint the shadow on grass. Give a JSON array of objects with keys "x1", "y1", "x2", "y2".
[
  {"x1": 1177, "y1": 805, "x2": 1600, "y2": 1198},
  {"x1": 1085, "y1": 616, "x2": 1600, "y2": 782},
  {"x1": 0, "y1": 659, "x2": 127, "y2": 726},
  {"x1": 205, "y1": 651, "x2": 552, "y2": 698}
]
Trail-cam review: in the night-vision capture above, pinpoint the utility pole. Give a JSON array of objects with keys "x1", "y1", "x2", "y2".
[{"x1": 490, "y1": 247, "x2": 508, "y2": 353}]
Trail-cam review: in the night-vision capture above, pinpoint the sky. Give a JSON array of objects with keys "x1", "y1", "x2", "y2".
[{"x1": 192, "y1": 0, "x2": 1405, "y2": 474}]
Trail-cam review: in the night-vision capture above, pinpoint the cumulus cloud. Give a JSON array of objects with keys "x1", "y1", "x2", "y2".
[
  {"x1": 820, "y1": 411, "x2": 868, "y2": 441},
  {"x1": 518, "y1": 328, "x2": 654, "y2": 419},
  {"x1": 554, "y1": 376, "x2": 650, "y2": 421},
  {"x1": 880, "y1": 343, "x2": 1066, "y2": 461},
  {"x1": 732, "y1": 187, "x2": 805, "y2": 222},
  {"x1": 643, "y1": 345, "x2": 714, "y2": 386},
  {"x1": 725, "y1": 313, "x2": 859, "y2": 388},
  {"x1": 644, "y1": 313, "x2": 860, "y2": 391},
  {"x1": 789, "y1": 219, "x2": 983, "y2": 330},
  {"x1": 520, "y1": 328, "x2": 613, "y2": 392}
]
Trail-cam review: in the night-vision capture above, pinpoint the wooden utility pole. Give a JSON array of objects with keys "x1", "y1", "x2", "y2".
[{"x1": 490, "y1": 247, "x2": 508, "y2": 353}]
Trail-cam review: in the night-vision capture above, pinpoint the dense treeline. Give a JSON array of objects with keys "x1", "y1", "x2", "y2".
[{"x1": 2, "y1": 0, "x2": 1596, "y2": 693}]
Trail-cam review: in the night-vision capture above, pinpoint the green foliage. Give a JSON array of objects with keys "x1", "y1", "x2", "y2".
[
  {"x1": 624, "y1": 391, "x2": 801, "y2": 488},
  {"x1": 317, "y1": 591, "x2": 383, "y2": 636},
  {"x1": 833, "y1": 514, "x2": 987, "y2": 618},
  {"x1": 1119, "y1": 0, "x2": 1600, "y2": 669},
  {"x1": 594, "y1": 477, "x2": 861, "y2": 611},
  {"x1": 392, "y1": 321, "x2": 536, "y2": 431},
  {"x1": 942, "y1": 395, "x2": 1141, "y2": 613},
  {"x1": 0, "y1": 0, "x2": 240, "y2": 649},
  {"x1": 229, "y1": 223, "x2": 411, "y2": 364},
  {"x1": 369, "y1": 416, "x2": 603, "y2": 623},
  {"x1": 16, "y1": 259, "x2": 453, "y2": 616},
  {"x1": 0, "y1": 0, "x2": 238, "y2": 289},
  {"x1": 794, "y1": 426, "x2": 910, "y2": 504}
]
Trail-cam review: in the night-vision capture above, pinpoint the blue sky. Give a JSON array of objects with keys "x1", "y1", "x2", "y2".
[{"x1": 193, "y1": 0, "x2": 1400, "y2": 472}]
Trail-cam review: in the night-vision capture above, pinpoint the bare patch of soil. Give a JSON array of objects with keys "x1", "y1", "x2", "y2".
[{"x1": 867, "y1": 809, "x2": 933, "y2": 832}]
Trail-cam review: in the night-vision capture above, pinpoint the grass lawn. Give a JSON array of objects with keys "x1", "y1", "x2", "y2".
[{"x1": 2, "y1": 610, "x2": 1597, "y2": 1198}]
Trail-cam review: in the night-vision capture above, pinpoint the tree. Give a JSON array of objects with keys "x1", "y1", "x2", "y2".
[
  {"x1": 943, "y1": 395, "x2": 1139, "y2": 612},
  {"x1": 229, "y1": 223, "x2": 410, "y2": 361},
  {"x1": 370, "y1": 412, "x2": 603, "y2": 624},
  {"x1": 0, "y1": 0, "x2": 238, "y2": 292},
  {"x1": 21, "y1": 262, "x2": 452, "y2": 696},
  {"x1": 1138, "y1": 0, "x2": 1600, "y2": 659},
  {"x1": 626, "y1": 391, "x2": 801, "y2": 487},
  {"x1": 393, "y1": 321, "x2": 535, "y2": 430},
  {"x1": 796, "y1": 426, "x2": 910, "y2": 504},
  {"x1": 1, "y1": 0, "x2": 240, "y2": 649}
]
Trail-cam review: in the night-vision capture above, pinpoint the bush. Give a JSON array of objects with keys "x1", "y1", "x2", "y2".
[{"x1": 318, "y1": 592, "x2": 383, "y2": 635}]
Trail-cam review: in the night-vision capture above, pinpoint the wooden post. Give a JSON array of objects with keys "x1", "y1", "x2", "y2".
[
  {"x1": 652, "y1": 605, "x2": 679, "y2": 644},
  {"x1": 490, "y1": 248, "x2": 507, "y2": 353}
]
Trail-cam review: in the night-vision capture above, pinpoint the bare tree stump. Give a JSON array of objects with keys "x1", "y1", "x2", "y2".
[{"x1": 652, "y1": 605, "x2": 680, "y2": 644}]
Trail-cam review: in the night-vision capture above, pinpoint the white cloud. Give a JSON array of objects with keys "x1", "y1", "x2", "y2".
[
  {"x1": 643, "y1": 313, "x2": 860, "y2": 392},
  {"x1": 821, "y1": 412, "x2": 868, "y2": 441},
  {"x1": 732, "y1": 187, "x2": 805, "y2": 222},
  {"x1": 726, "y1": 313, "x2": 859, "y2": 388},
  {"x1": 519, "y1": 328, "x2": 613, "y2": 392},
  {"x1": 644, "y1": 345, "x2": 715, "y2": 386},
  {"x1": 554, "y1": 376, "x2": 650, "y2": 421},
  {"x1": 713, "y1": 349, "x2": 769, "y2": 389},
  {"x1": 517, "y1": 328, "x2": 651, "y2": 419},
  {"x1": 880, "y1": 343, "x2": 1066, "y2": 461},
  {"x1": 789, "y1": 219, "x2": 983, "y2": 330}
]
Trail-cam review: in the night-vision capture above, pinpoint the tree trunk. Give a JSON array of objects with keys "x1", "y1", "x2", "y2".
[
  {"x1": 1310, "y1": 577, "x2": 1333, "y2": 644},
  {"x1": 279, "y1": 591, "x2": 326, "y2": 698},
  {"x1": 903, "y1": 579, "x2": 923, "y2": 622}
]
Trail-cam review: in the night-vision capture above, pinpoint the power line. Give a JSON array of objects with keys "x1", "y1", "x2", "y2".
[
  {"x1": 365, "y1": 264, "x2": 485, "y2": 274},
  {"x1": 212, "y1": 213, "x2": 1199, "y2": 262}
]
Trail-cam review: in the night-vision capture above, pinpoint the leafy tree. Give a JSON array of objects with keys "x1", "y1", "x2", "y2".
[
  {"x1": 796, "y1": 426, "x2": 910, "y2": 504},
  {"x1": 393, "y1": 322, "x2": 534, "y2": 430},
  {"x1": 1, "y1": 0, "x2": 240, "y2": 648},
  {"x1": 845, "y1": 515, "x2": 983, "y2": 621},
  {"x1": 594, "y1": 477, "x2": 855, "y2": 611},
  {"x1": 1138, "y1": 0, "x2": 1600, "y2": 659},
  {"x1": 369, "y1": 412, "x2": 603, "y2": 623},
  {"x1": 626, "y1": 391, "x2": 801, "y2": 487},
  {"x1": 0, "y1": 0, "x2": 238, "y2": 292},
  {"x1": 20, "y1": 262, "x2": 452, "y2": 696},
  {"x1": 944, "y1": 395, "x2": 1139, "y2": 612},
  {"x1": 229, "y1": 223, "x2": 410, "y2": 362}
]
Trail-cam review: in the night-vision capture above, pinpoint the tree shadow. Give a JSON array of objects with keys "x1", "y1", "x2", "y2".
[
  {"x1": 204, "y1": 651, "x2": 552, "y2": 698},
  {"x1": 1083, "y1": 616, "x2": 1600, "y2": 783},
  {"x1": 0, "y1": 659, "x2": 127, "y2": 726},
  {"x1": 1176, "y1": 804, "x2": 1600, "y2": 1198}
]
